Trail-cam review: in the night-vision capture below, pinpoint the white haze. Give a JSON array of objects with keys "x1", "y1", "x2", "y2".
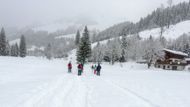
[{"x1": 0, "y1": 0, "x2": 188, "y2": 30}]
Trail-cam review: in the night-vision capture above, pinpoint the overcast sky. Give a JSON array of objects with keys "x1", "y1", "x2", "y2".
[{"x1": 0, "y1": 0, "x2": 188, "y2": 29}]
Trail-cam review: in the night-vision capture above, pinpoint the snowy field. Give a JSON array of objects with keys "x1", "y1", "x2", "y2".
[{"x1": 0, "y1": 57, "x2": 190, "y2": 107}]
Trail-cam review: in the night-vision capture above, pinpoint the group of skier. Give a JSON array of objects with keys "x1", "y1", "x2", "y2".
[
  {"x1": 91, "y1": 64, "x2": 101, "y2": 76},
  {"x1": 67, "y1": 62, "x2": 101, "y2": 76}
]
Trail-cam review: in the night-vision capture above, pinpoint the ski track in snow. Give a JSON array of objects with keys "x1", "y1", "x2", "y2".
[
  {"x1": 15, "y1": 72, "x2": 156, "y2": 107},
  {"x1": 102, "y1": 78, "x2": 160, "y2": 107},
  {"x1": 15, "y1": 74, "x2": 88, "y2": 107},
  {"x1": 17, "y1": 75, "x2": 74, "y2": 107}
]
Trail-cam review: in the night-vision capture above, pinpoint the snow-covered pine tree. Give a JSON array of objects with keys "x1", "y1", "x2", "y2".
[
  {"x1": 5, "y1": 40, "x2": 10, "y2": 56},
  {"x1": 155, "y1": 5, "x2": 165, "y2": 37},
  {"x1": 91, "y1": 42, "x2": 104, "y2": 63},
  {"x1": 45, "y1": 43, "x2": 52, "y2": 60},
  {"x1": 143, "y1": 35, "x2": 163, "y2": 68},
  {"x1": 19, "y1": 35, "x2": 27, "y2": 57},
  {"x1": 127, "y1": 34, "x2": 141, "y2": 60},
  {"x1": 76, "y1": 26, "x2": 92, "y2": 64},
  {"x1": 120, "y1": 35, "x2": 128, "y2": 62},
  {"x1": 0, "y1": 28, "x2": 7, "y2": 56},
  {"x1": 91, "y1": 32, "x2": 97, "y2": 43},
  {"x1": 160, "y1": 36, "x2": 167, "y2": 47},
  {"x1": 15, "y1": 43, "x2": 19, "y2": 57},
  {"x1": 10, "y1": 45, "x2": 15, "y2": 56},
  {"x1": 104, "y1": 40, "x2": 112, "y2": 62},
  {"x1": 166, "y1": 0, "x2": 173, "y2": 28},
  {"x1": 108, "y1": 38, "x2": 121, "y2": 65},
  {"x1": 11, "y1": 43, "x2": 19, "y2": 57},
  {"x1": 75, "y1": 30, "x2": 80, "y2": 45}
]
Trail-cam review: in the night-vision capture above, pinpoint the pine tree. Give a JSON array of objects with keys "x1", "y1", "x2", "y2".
[
  {"x1": 19, "y1": 35, "x2": 27, "y2": 57},
  {"x1": 45, "y1": 43, "x2": 52, "y2": 60},
  {"x1": 15, "y1": 43, "x2": 19, "y2": 57},
  {"x1": 10, "y1": 45, "x2": 15, "y2": 56},
  {"x1": 104, "y1": 40, "x2": 112, "y2": 62},
  {"x1": 75, "y1": 30, "x2": 80, "y2": 45},
  {"x1": 91, "y1": 42, "x2": 104, "y2": 63},
  {"x1": 143, "y1": 35, "x2": 163, "y2": 68},
  {"x1": 11, "y1": 43, "x2": 19, "y2": 57},
  {"x1": 5, "y1": 40, "x2": 10, "y2": 56},
  {"x1": 120, "y1": 35, "x2": 128, "y2": 62},
  {"x1": 77, "y1": 26, "x2": 92, "y2": 64},
  {"x1": 110, "y1": 39, "x2": 121, "y2": 65},
  {"x1": 0, "y1": 28, "x2": 7, "y2": 56}
]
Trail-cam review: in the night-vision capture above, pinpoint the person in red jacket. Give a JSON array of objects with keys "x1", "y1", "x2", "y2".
[
  {"x1": 78, "y1": 63, "x2": 83, "y2": 76},
  {"x1": 94, "y1": 65, "x2": 97, "y2": 74},
  {"x1": 68, "y1": 62, "x2": 72, "y2": 73}
]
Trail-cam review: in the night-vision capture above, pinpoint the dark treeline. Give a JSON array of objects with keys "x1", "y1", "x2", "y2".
[{"x1": 0, "y1": 28, "x2": 27, "y2": 57}]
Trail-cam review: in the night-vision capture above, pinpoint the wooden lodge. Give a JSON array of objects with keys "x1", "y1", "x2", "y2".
[
  {"x1": 186, "y1": 58, "x2": 190, "y2": 65},
  {"x1": 155, "y1": 49, "x2": 188, "y2": 70}
]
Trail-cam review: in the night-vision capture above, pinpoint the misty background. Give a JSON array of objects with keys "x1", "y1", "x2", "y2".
[
  {"x1": 0, "y1": 0, "x2": 188, "y2": 32},
  {"x1": 0, "y1": 0, "x2": 190, "y2": 58}
]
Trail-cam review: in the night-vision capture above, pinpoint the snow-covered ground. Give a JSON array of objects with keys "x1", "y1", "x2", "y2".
[{"x1": 0, "y1": 56, "x2": 190, "y2": 107}]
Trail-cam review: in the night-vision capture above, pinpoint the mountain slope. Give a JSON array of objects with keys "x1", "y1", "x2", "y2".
[
  {"x1": 139, "y1": 20, "x2": 190, "y2": 40},
  {"x1": 97, "y1": 1, "x2": 190, "y2": 41}
]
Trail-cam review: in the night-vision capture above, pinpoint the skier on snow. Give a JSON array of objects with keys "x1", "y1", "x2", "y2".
[
  {"x1": 94, "y1": 64, "x2": 97, "y2": 75},
  {"x1": 68, "y1": 61, "x2": 72, "y2": 73},
  {"x1": 96, "y1": 63, "x2": 101, "y2": 76},
  {"x1": 78, "y1": 63, "x2": 83, "y2": 76}
]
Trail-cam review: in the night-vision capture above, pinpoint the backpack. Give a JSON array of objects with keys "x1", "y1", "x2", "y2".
[{"x1": 68, "y1": 63, "x2": 72, "y2": 69}]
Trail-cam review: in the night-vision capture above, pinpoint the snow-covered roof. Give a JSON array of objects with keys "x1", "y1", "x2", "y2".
[
  {"x1": 163, "y1": 48, "x2": 188, "y2": 57},
  {"x1": 9, "y1": 39, "x2": 20, "y2": 45},
  {"x1": 28, "y1": 45, "x2": 45, "y2": 51},
  {"x1": 185, "y1": 58, "x2": 190, "y2": 61},
  {"x1": 55, "y1": 33, "x2": 76, "y2": 39}
]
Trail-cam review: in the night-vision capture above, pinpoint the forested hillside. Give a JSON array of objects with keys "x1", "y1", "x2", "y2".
[{"x1": 97, "y1": 1, "x2": 190, "y2": 41}]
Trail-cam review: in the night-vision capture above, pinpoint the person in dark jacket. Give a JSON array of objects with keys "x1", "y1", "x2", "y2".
[
  {"x1": 96, "y1": 64, "x2": 101, "y2": 76},
  {"x1": 68, "y1": 62, "x2": 72, "y2": 73}
]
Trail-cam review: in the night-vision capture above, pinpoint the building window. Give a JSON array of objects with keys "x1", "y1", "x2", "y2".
[
  {"x1": 167, "y1": 66, "x2": 170, "y2": 68},
  {"x1": 172, "y1": 66, "x2": 177, "y2": 70},
  {"x1": 158, "y1": 65, "x2": 160, "y2": 68},
  {"x1": 163, "y1": 65, "x2": 165, "y2": 69}
]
